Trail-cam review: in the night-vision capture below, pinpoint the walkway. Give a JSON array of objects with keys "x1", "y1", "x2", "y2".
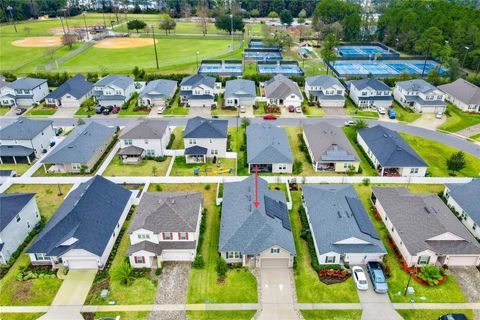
[{"x1": 457, "y1": 123, "x2": 480, "y2": 138}]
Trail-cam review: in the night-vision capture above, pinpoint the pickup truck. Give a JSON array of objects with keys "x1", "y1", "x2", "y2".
[{"x1": 366, "y1": 261, "x2": 389, "y2": 293}]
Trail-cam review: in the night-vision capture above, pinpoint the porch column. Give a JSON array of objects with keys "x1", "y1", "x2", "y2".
[
  {"x1": 0, "y1": 157, "x2": 3, "y2": 164},
  {"x1": 242, "y1": 254, "x2": 246, "y2": 267},
  {"x1": 381, "y1": 167, "x2": 385, "y2": 176},
  {"x1": 43, "y1": 163, "x2": 47, "y2": 173},
  {"x1": 13, "y1": 156, "x2": 17, "y2": 164},
  {"x1": 27, "y1": 155, "x2": 31, "y2": 164}
]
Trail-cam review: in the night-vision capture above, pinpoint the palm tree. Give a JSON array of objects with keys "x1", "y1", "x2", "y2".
[{"x1": 111, "y1": 262, "x2": 135, "y2": 286}]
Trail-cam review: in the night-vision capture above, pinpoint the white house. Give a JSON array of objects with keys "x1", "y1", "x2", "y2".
[
  {"x1": 183, "y1": 117, "x2": 228, "y2": 163},
  {"x1": 0, "y1": 77, "x2": 49, "y2": 107},
  {"x1": 346, "y1": 78, "x2": 393, "y2": 109},
  {"x1": 438, "y1": 79, "x2": 480, "y2": 113},
  {"x1": 180, "y1": 74, "x2": 216, "y2": 108},
  {"x1": 127, "y1": 192, "x2": 203, "y2": 268},
  {"x1": 0, "y1": 193, "x2": 41, "y2": 264},
  {"x1": 224, "y1": 79, "x2": 257, "y2": 107},
  {"x1": 264, "y1": 75, "x2": 303, "y2": 108},
  {"x1": 45, "y1": 74, "x2": 93, "y2": 108},
  {"x1": 394, "y1": 79, "x2": 446, "y2": 113},
  {"x1": 93, "y1": 74, "x2": 135, "y2": 107},
  {"x1": 139, "y1": 79, "x2": 177, "y2": 107},
  {"x1": 305, "y1": 75, "x2": 345, "y2": 107}
]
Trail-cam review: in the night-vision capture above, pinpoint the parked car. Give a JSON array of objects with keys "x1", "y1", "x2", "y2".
[
  {"x1": 212, "y1": 115, "x2": 219, "y2": 118},
  {"x1": 344, "y1": 120, "x2": 356, "y2": 126},
  {"x1": 263, "y1": 114, "x2": 277, "y2": 120},
  {"x1": 102, "y1": 108, "x2": 110, "y2": 115},
  {"x1": 352, "y1": 266, "x2": 368, "y2": 291},
  {"x1": 436, "y1": 111, "x2": 444, "y2": 119},
  {"x1": 240, "y1": 106, "x2": 246, "y2": 113},
  {"x1": 439, "y1": 314, "x2": 468, "y2": 320},
  {"x1": 112, "y1": 106, "x2": 121, "y2": 114},
  {"x1": 15, "y1": 107, "x2": 26, "y2": 115},
  {"x1": 366, "y1": 262, "x2": 388, "y2": 293},
  {"x1": 95, "y1": 106, "x2": 105, "y2": 114},
  {"x1": 388, "y1": 108, "x2": 396, "y2": 119},
  {"x1": 157, "y1": 106, "x2": 165, "y2": 114},
  {"x1": 295, "y1": 106, "x2": 302, "y2": 113},
  {"x1": 288, "y1": 105, "x2": 295, "y2": 112},
  {"x1": 104, "y1": 105, "x2": 113, "y2": 113},
  {"x1": 378, "y1": 107, "x2": 386, "y2": 115}
]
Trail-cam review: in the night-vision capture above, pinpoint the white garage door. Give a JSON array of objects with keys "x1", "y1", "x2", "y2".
[
  {"x1": 447, "y1": 256, "x2": 479, "y2": 266},
  {"x1": 67, "y1": 259, "x2": 98, "y2": 269},
  {"x1": 260, "y1": 258, "x2": 289, "y2": 268},
  {"x1": 421, "y1": 106, "x2": 444, "y2": 113},
  {"x1": 348, "y1": 255, "x2": 380, "y2": 265},
  {"x1": 162, "y1": 250, "x2": 194, "y2": 261}
]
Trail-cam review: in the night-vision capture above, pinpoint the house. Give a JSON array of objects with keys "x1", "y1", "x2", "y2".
[
  {"x1": 345, "y1": 78, "x2": 393, "y2": 109},
  {"x1": 246, "y1": 123, "x2": 293, "y2": 174},
  {"x1": 305, "y1": 75, "x2": 345, "y2": 107},
  {"x1": 180, "y1": 74, "x2": 216, "y2": 108},
  {"x1": 44, "y1": 74, "x2": 93, "y2": 108},
  {"x1": 118, "y1": 119, "x2": 170, "y2": 164},
  {"x1": 0, "y1": 193, "x2": 40, "y2": 264},
  {"x1": 444, "y1": 180, "x2": 480, "y2": 239},
  {"x1": 93, "y1": 74, "x2": 135, "y2": 107},
  {"x1": 219, "y1": 175, "x2": 296, "y2": 268},
  {"x1": 27, "y1": 176, "x2": 133, "y2": 269},
  {"x1": 357, "y1": 125, "x2": 428, "y2": 177},
  {"x1": 371, "y1": 187, "x2": 480, "y2": 267},
  {"x1": 139, "y1": 79, "x2": 177, "y2": 107},
  {"x1": 303, "y1": 122, "x2": 360, "y2": 173},
  {"x1": 438, "y1": 79, "x2": 480, "y2": 113},
  {"x1": 264, "y1": 75, "x2": 303, "y2": 108},
  {"x1": 0, "y1": 77, "x2": 49, "y2": 107},
  {"x1": 224, "y1": 79, "x2": 256, "y2": 107},
  {"x1": 127, "y1": 192, "x2": 203, "y2": 268},
  {"x1": 393, "y1": 79, "x2": 446, "y2": 113},
  {"x1": 42, "y1": 122, "x2": 116, "y2": 173},
  {"x1": 302, "y1": 185, "x2": 386, "y2": 266},
  {"x1": 0, "y1": 117, "x2": 54, "y2": 164},
  {"x1": 183, "y1": 117, "x2": 228, "y2": 163}
]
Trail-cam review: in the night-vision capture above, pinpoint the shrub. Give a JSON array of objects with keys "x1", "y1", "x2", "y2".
[
  {"x1": 155, "y1": 268, "x2": 163, "y2": 276},
  {"x1": 216, "y1": 257, "x2": 228, "y2": 278},
  {"x1": 166, "y1": 133, "x2": 175, "y2": 149},
  {"x1": 155, "y1": 184, "x2": 162, "y2": 192},
  {"x1": 111, "y1": 262, "x2": 135, "y2": 286},
  {"x1": 204, "y1": 183, "x2": 211, "y2": 190},
  {"x1": 417, "y1": 265, "x2": 443, "y2": 286},
  {"x1": 293, "y1": 159, "x2": 303, "y2": 175},
  {"x1": 192, "y1": 255, "x2": 205, "y2": 269},
  {"x1": 362, "y1": 178, "x2": 370, "y2": 186}
]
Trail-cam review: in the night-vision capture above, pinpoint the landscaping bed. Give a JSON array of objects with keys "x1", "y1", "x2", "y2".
[{"x1": 170, "y1": 156, "x2": 236, "y2": 176}]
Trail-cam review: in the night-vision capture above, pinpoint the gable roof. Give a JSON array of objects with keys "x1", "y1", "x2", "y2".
[
  {"x1": 358, "y1": 125, "x2": 427, "y2": 168},
  {"x1": 120, "y1": 119, "x2": 169, "y2": 140},
  {"x1": 45, "y1": 74, "x2": 93, "y2": 100},
  {"x1": 180, "y1": 74, "x2": 215, "y2": 89},
  {"x1": 0, "y1": 117, "x2": 52, "y2": 140},
  {"x1": 0, "y1": 193, "x2": 35, "y2": 232},
  {"x1": 219, "y1": 176, "x2": 296, "y2": 255},
  {"x1": 303, "y1": 122, "x2": 359, "y2": 162},
  {"x1": 396, "y1": 79, "x2": 438, "y2": 93},
  {"x1": 95, "y1": 74, "x2": 133, "y2": 90},
  {"x1": 346, "y1": 78, "x2": 390, "y2": 91},
  {"x1": 183, "y1": 116, "x2": 228, "y2": 139},
  {"x1": 305, "y1": 75, "x2": 344, "y2": 89},
  {"x1": 27, "y1": 176, "x2": 131, "y2": 257},
  {"x1": 140, "y1": 79, "x2": 177, "y2": 99},
  {"x1": 128, "y1": 192, "x2": 202, "y2": 234},
  {"x1": 303, "y1": 185, "x2": 385, "y2": 256},
  {"x1": 446, "y1": 179, "x2": 480, "y2": 225},
  {"x1": 438, "y1": 79, "x2": 480, "y2": 105},
  {"x1": 265, "y1": 75, "x2": 302, "y2": 99},
  {"x1": 372, "y1": 187, "x2": 480, "y2": 256},
  {"x1": 8, "y1": 78, "x2": 47, "y2": 90},
  {"x1": 42, "y1": 122, "x2": 115, "y2": 164},
  {"x1": 225, "y1": 79, "x2": 256, "y2": 99},
  {"x1": 247, "y1": 123, "x2": 293, "y2": 164}
]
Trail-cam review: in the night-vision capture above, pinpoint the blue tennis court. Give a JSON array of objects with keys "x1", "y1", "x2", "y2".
[
  {"x1": 248, "y1": 40, "x2": 279, "y2": 49},
  {"x1": 243, "y1": 51, "x2": 282, "y2": 61},
  {"x1": 198, "y1": 62, "x2": 243, "y2": 76},
  {"x1": 337, "y1": 45, "x2": 400, "y2": 58},
  {"x1": 257, "y1": 63, "x2": 304, "y2": 76}
]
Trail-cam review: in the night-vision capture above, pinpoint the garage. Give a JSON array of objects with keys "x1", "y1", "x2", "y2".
[
  {"x1": 161, "y1": 250, "x2": 194, "y2": 262},
  {"x1": 260, "y1": 258, "x2": 290, "y2": 268},
  {"x1": 446, "y1": 255, "x2": 480, "y2": 266},
  {"x1": 66, "y1": 259, "x2": 99, "y2": 269}
]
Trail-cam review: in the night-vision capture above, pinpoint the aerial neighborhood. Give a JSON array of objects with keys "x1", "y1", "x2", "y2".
[{"x1": 0, "y1": 1, "x2": 479, "y2": 320}]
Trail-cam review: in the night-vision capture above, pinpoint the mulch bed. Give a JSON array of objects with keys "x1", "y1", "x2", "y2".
[{"x1": 319, "y1": 269, "x2": 351, "y2": 285}]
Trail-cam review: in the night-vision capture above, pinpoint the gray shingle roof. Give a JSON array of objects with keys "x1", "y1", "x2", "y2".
[
  {"x1": 219, "y1": 176, "x2": 296, "y2": 255},
  {"x1": 396, "y1": 79, "x2": 437, "y2": 93},
  {"x1": 372, "y1": 187, "x2": 480, "y2": 256},
  {"x1": 95, "y1": 74, "x2": 133, "y2": 90},
  {"x1": 183, "y1": 117, "x2": 228, "y2": 139},
  {"x1": 446, "y1": 179, "x2": 480, "y2": 225},
  {"x1": 118, "y1": 145, "x2": 144, "y2": 156},
  {"x1": 128, "y1": 192, "x2": 202, "y2": 234},
  {"x1": 126, "y1": 240, "x2": 196, "y2": 255},
  {"x1": 404, "y1": 95, "x2": 446, "y2": 106},
  {"x1": 27, "y1": 176, "x2": 132, "y2": 257},
  {"x1": 0, "y1": 145, "x2": 35, "y2": 157},
  {"x1": 45, "y1": 74, "x2": 93, "y2": 100},
  {"x1": 303, "y1": 122, "x2": 359, "y2": 162},
  {"x1": 225, "y1": 79, "x2": 256, "y2": 99},
  {"x1": 0, "y1": 193, "x2": 35, "y2": 232},
  {"x1": 42, "y1": 122, "x2": 115, "y2": 164},
  {"x1": 438, "y1": 79, "x2": 480, "y2": 105},
  {"x1": 0, "y1": 117, "x2": 52, "y2": 140},
  {"x1": 120, "y1": 119, "x2": 169, "y2": 140},
  {"x1": 185, "y1": 145, "x2": 208, "y2": 155},
  {"x1": 305, "y1": 75, "x2": 344, "y2": 89},
  {"x1": 265, "y1": 75, "x2": 302, "y2": 99},
  {"x1": 247, "y1": 123, "x2": 293, "y2": 164},
  {"x1": 140, "y1": 79, "x2": 177, "y2": 100},
  {"x1": 303, "y1": 185, "x2": 385, "y2": 256},
  {"x1": 8, "y1": 78, "x2": 47, "y2": 90},
  {"x1": 358, "y1": 125, "x2": 427, "y2": 168},
  {"x1": 180, "y1": 74, "x2": 215, "y2": 89},
  {"x1": 346, "y1": 78, "x2": 390, "y2": 91}
]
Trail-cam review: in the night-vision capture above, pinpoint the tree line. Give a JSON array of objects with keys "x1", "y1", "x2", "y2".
[{"x1": 0, "y1": 0, "x2": 67, "y2": 22}]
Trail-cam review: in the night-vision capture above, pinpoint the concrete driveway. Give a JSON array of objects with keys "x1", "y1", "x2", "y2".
[
  {"x1": 412, "y1": 113, "x2": 446, "y2": 130},
  {"x1": 52, "y1": 269, "x2": 97, "y2": 306}
]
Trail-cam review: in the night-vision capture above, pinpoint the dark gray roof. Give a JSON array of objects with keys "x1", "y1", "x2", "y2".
[
  {"x1": 396, "y1": 79, "x2": 437, "y2": 93},
  {"x1": 303, "y1": 122, "x2": 359, "y2": 162},
  {"x1": 404, "y1": 95, "x2": 446, "y2": 106},
  {"x1": 45, "y1": 74, "x2": 93, "y2": 100},
  {"x1": 184, "y1": 117, "x2": 228, "y2": 139},
  {"x1": 118, "y1": 145, "x2": 144, "y2": 156},
  {"x1": 305, "y1": 75, "x2": 344, "y2": 89},
  {"x1": 0, "y1": 193, "x2": 35, "y2": 232},
  {"x1": 225, "y1": 79, "x2": 256, "y2": 99},
  {"x1": 127, "y1": 240, "x2": 196, "y2": 256},
  {"x1": 0, "y1": 117, "x2": 52, "y2": 140},
  {"x1": 27, "y1": 176, "x2": 132, "y2": 257},
  {"x1": 120, "y1": 119, "x2": 169, "y2": 140},
  {"x1": 0, "y1": 170, "x2": 15, "y2": 176},
  {"x1": 358, "y1": 96, "x2": 393, "y2": 101},
  {"x1": 247, "y1": 123, "x2": 293, "y2": 164},
  {"x1": 372, "y1": 187, "x2": 480, "y2": 256},
  {"x1": 446, "y1": 180, "x2": 480, "y2": 225},
  {"x1": 346, "y1": 78, "x2": 390, "y2": 91},
  {"x1": 98, "y1": 94, "x2": 126, "y2": 101},
  {"x1": 0, "y1": 145, "x2": 35, "y2": 157},
  {"x1": 358, "y1": 125, "x2": 427, "y2": 168},
  {"x1": 140, "y1": 79, "x2": 177, "y2": 100},
  {"x1": 265, "y1": 75, "x2": 302, "y2": 99},
  {"x1": 309, "y1": 91, "x2": 345, "y2": 100},
  {"x1": 219, "y1": 176, "x2": 296, "y2": 255},
  {"x1": 180, "y1": 74, "x2": 215, "y2": 89},
  {"x1": 8, "y1": 78, "x2": 47, "y2": 90},
  {"x1": 303, "y1": 185, "x2": 385, "y2": 256},
  {"x1": 95, "y1": 74, "x2": 133, "y2": 90},
  {"x1": 43, "y1": 122, "x2": 115, "y2": 164},
  {"x1": 128, "y1": 192, "x2": 202, "y2": 234},
  {"x1": 438, "y1": 79, "x2": 480, "y2": 105},
  {"x1": 185, "y1": 145, "x2": 208, "y2": 155}
]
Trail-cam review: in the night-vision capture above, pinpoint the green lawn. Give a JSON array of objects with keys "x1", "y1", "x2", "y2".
[
  {"x1": 0, "y1": 313, "x2": 45, "y2": 320},
  {"x1": 343, "y1": 127, "x2": 378, "y2": 176},
  {"x1": 86, "y1": 312, "x2": 148, "y2": 320},
  {"x1": 397, "y1": 309, "x2": 474, "y2": 320},
  {"x1": 163, "y1": 93, "x2": 189, "y2": 116},
  {"x1": 354, "y1": 184, "x2": 467, "y2": 303},
  {"x1": 170, "y1": 156, "x2": 236, "y2": 176},
  {"x1": 211, "y1": 107, "x2": 240, "y2": 117},
  {"x1": 118, "y1": 96, "x2": 149, "y2": 117},
  {"x1": 103, "y1": 155, "x2": 171, "y2": 176},
  {"x1": 146, "y1": 184, "x2": 258, "y2": 304},
  {"x1": 228, "y1": 126, "x2": 248, "y2": 176},
  {"x1": 0, "y1": 107, "x2": 11, "y2": 115},
  {"x1": 0, "y1": 163, "x2": 32, "y2": 176},
  {"x1": 284, "y1": 126, "x2": 316, "y2": 176},
  {"x1": 470, "y1": 133, "x2": 480, "y2": 141},
  {"x1": 26, "y1": 106, "x2": 57, "y2": 116},
  {"x1": 170, "y1": 126, "x2": 185, "y2": 149},
  {"x1": 74, "y1": 106, "x2": 96, "y2": 117},
  {"x1": 291, "y1": 191, "x2": 359, "y2": 303},
  {"x1": 393, "y1": 101, "x2": 421, "y2": 123},
  {"x1": 304, "y1": 106, "x2": 326, "y2": 117},
  {"x1": 345, "y1": 99, "x2": 379, "y2": 119},
  {"x1": 186, "y1": 311, "x2": 257, "y2": 320},
  {"x1": 301, "y1": 310, "x2": 362, "y2": 320},
  {"x1": 400, "y1": 133, "x2": 480, "y2": 177},
  {"x1": 438, "y1": 104, "x2": 480, "y2": 133}
]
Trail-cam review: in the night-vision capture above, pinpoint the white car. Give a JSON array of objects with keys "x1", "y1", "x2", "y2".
[
  {"x1": 352, "y1": 266, "x2": 369, "y2": 291},
  {"x1": 436, "y1": 111, "x2": 443, "y2": 119},
  {"x1": 345, "y1": 120, "x2": 356, "y2": 126},
  {"x1": 240, "y1": 106, "x2": 246, "y2": 113},
  {"x1": 157, "y1": 107, "x2": 165, "y2": 114},
  {"x1": 295, "y1": 106, "x2": 302, "y2": 113},
  {"x1": 378, "y1": 107, "x2": 386, "y2": 115}
]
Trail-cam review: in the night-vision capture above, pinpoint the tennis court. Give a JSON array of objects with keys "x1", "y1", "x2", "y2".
[
  {"x1": 332, "y1": 59, "x2": 446, "y2": 77},
  {"x1": 198, "y1": 61, "x2": 243, "y2": 76},
  {"x1": 337, "y1": 45, "x2": 400, "y2": 58},
  {"x1": 257, "y1": 62, "x2": 304, "y2": 76},
  {"x1": 243, "y1": 48, "x2": 282, "y2": 61},
  {"x1": 248, "y1": 39, "x2": 279, "y2": 49}
]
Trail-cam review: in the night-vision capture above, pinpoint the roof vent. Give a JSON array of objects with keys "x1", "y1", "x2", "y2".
[
  {"x1": 424, "y1": 206, "x2": 437, "y2": 214},
  {"x1": 337, "y1": 211, "x2": 342, "y2": 218},
  {"x1": 171, "y1": 199, "x2": 175, "y2": 205}
]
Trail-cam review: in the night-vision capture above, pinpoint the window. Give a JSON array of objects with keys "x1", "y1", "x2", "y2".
[
  {"x1": 270, "y1": 247, "x2": 280, "y2": 254},
  {"x1": 336, "y1": 90, "x2": 343, "y2": 95},
  {"x1": 163, "y1": 232, "x2": 173, "y2": 240},
  {"x1": 112, "y1": 231, "x2": 115, "y2": 237},
  {"x1": 16, "y1": 214, "x2": 21, "y2": 222},
  {"x1": 134, "y1": 256, "x2": 145, "y2": 264},
  {"x1": 343, "y1": 163, "x2": 350, "y2": 168},
  {"x1": 189, "y1": 139, "x2": 196, "y2": 145},
  {"x1": 226, "y1": 251, "x2": 241, "y2": 259},
  {"x1": 325, "y1": 256, "x2": 336, "y2": 263},
  {"x1": 279, "y1": 164, "x2": 287, "y2": 170},
  {"x1": 138, "y1": 234, "x2": 150, "y2": 240},
  {"x1": 147, "y1": 149, "x2": 155, "y2": 156},
  {"x1": 211, "y1": 149, "x2": 218, "y2": 155},
  {"x1": 178, "y1": 232, "x2": 188, "y2": 240},
  {"x1": 72, "y1": 163, "x2": 81, "y2": 171},
  {"x1": 391, "y1": 227, "x2": 395, "y2": 232},
  {"x1": 124, "y1": 139, "x2": 132, "y2": 145},
  {"x1": 144, "y1": 139, "x2": 149, "y2": 144},
  {"x1": 27, "y1": 221, "x2": 31, "y2": 229},
  {"x1": 34, "y1": 253, "x2": 50, "y2": 261},
  {"x1": 418, "y1": 256, "x2": 430, "y2": 265},
  {"x1": 410, "y1": 168, "x2": 419, "y2": 174}
]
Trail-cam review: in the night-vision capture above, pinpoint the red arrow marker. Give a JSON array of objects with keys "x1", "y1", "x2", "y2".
[{"x1": 253, "y1": 165, "x2": 259, "y2": 208}]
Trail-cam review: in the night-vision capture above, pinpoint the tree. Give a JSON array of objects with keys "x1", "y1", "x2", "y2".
[
  {"x1": 250, "y1": 9, "x2": 260, "y2": 18},
  {"x1": 298, "y1": 9, "x2": 307, "y2": 19},
  {"x1": 273, "y1": 30, "x2": 293, "y2": 48},
  {"x1": 127, "y1": 19, "x2": 146, "y2": 33},
  {"x1": 197, "y1": 0, "x2": 210, "y2": 36},
  {"x1": 415, "y1": 27, "x2": 443, "y2": 76},
  {"x1": 293, "y1": 159, "x2": 303, "y2": 174},
  {"x1": 320, "y1": 33, "x2": 338, "y2": 75},
  {"x1": 62, "y1": 34, "x2": 77, "y2": 49},
  {"x1": 159, "y1": 13, "x2": 176, "y2": 35},
  {"x1": 214, "y1": 15, "x2": 245, "y2": 35},
  {"x1": 446, "y1": 57, "x2": 462, "y2": 81},
  {"x1": 216, "y1": 257, "x2": 228, "y2": 278},
  {"x1": 268, "y1": 11, "x2": 279, "y2": 20},
  {"x1": 181, "y1": 3, "x2": 192, "y2": 18},
  {"x1": 279, "y1": 9, "x2": 293, "y2": 26},
  {"x1": 241, "y1": 117, "x2": 251, "y2": 128},
  {"x1": 353, "y1": 119, "x2": 369, "y2": 131},
  {"x1": 446, "y1": 151, "x2": 466, "y2": 175},
  {"x1": 112, "y1": 262, "x2": 135, "y2": 286},
  {"x1": 342, "y1": 12, "x2": 361, "y2": 41}
]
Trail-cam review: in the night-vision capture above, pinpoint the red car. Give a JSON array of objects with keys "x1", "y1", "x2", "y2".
[
  {"x1": 263, "y1": 114, "x2": 277, "y2": 120},
  {"x1": 288, "y1": 105, "x2": 295, "y2": 112}
]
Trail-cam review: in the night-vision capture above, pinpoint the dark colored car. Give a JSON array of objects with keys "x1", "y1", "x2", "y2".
[
  {"x1": 15, "y1": 108, "x2": 26, "y2": 115},
  {"x1": 95, "y1": 106, "x2": 105, "y2": 114},
  {"x1": 439, "y1": 314, "x2": 468, "y2": 320},
  {"x1": 263, "y1": 114, "x2": 277, "y2": 120},
  {"x1": 366, "y1": 261, "x2": 388, "y2": 293}
]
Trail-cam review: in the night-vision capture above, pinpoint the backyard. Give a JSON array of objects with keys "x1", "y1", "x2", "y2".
[
  {"x1": 169, "y1": 126, "x2": 185, "y2": 149},
  {"x1": 342, "y1": 127, "x2": 378, "y2": 176},
  {"x1": 228, "y1": 126, "x2": 248, "y2": 176},
  {"x1": 0, "y1": 163, "x2": 32, "y2": 176},
  {"x1": 103, "y1": 155, "x2": 171, "y2": 176},
  {"x1": 170, "y1": 156, "x2": 236, "y2": 176}
]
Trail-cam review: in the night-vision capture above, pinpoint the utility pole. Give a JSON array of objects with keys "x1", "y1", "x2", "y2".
[
  {"x1": 59, "y1": 17, "x2": 67, "y2": 38},
  {"x1": 63, "y1": 9, "x2": 70, "y2": 33},
  {"x1": 462, "y1": 46, "x2": 470, "y2": 69},
  {"x1": 151, "y1": 25, "x2": 159, "y2": 70},
  {"x1": 230, "y1": 14, "x2": 234, "y2": 51},
  {"x1": 6, "y1": 6, "x2": 17, "y2": 33},
  {"x1": 83, "y1": 12, "x2": 89, "y2": 40}
]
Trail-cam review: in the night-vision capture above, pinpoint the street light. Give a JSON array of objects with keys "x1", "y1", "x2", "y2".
[
  {"x1": 462, "y1": 46, "x2": 470, "y2": 69},
  {"x1": 82, "y1": 12, "x2": 89, "y2": 40},
  {"x1": 150, "y1": 25, "x2": 159, "y2": 70},
  {"x1": 59, "y1": 17, "x2": 67, "y2": 38},
  {"x1": 62, "y1": 8, "x2": 70, "y2": 33},
  {"x1": 404, "y1": 264, "x2": 416, "y2": 296},
  {"x1": 230, "y1": 14, "x2": 234, "y2": 51},
  {"x1": 6, "y1": 6, "x2": 17, "y2": 33},
  {"x1": 196, "y1": 51, "x2": 200, "y2": 69}
]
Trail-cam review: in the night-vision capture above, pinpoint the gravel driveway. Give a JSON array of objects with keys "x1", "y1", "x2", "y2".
[{"x1": 450, "y1": 266, "x2": 480, "y2": 320}]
